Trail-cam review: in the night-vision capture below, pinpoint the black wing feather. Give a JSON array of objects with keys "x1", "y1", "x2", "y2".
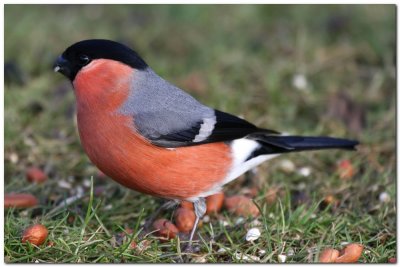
[{"x1": 150, "y1": 109, "x2": 279, "y2": 147}]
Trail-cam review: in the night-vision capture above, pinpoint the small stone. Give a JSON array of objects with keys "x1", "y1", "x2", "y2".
[
  {"x1": 58, "y1": 180, "x2": 72, "y2": 189},
  {"x1": 287, "y1": 248, "x2": 295, "y2": 256},
  {"x1": 235, "y1": 217, "x2": 245, "y2": 225},
  {"x1": 258, "y1": 249, "x2": 266, "y2": 256},
  {"x1": 202, "y1": 215, "x2": 210, "y2": 223},
  {"x1": 293, "y1": 234, "x2": 301, "y2": 240},
  {"x1": 278, "y1": 254, "x2": 287, "y2": 263},
  {"x1": 221, "y1": 220, "x2": 229, "y2": 227},
  {"x1": 192, "y1": 254, "x2": 207, "y2": 263},
  {"x1": 246, "y1": 228, "x2": 261, "y2": 242},
  {"x1": 83, "y1": 179, "x2": 91, "y2": 188},
  {"x1": 104, "y1": 204, "x2": 113, "y2": 210},
  {"x1": 9, "y1": 152, "x2": 19, "y2": 164},
  {"x1": 292, "y1": 73, "x2": 308, "y2": 91},
  {"x1": 234, "y1": 252, "x2": 260, "y2": 262},
  {"x1": 235, "y1": 252, "x2": 247, "y2": 261},
  {"x1": 75, "y1": 186, "x2": 84, "y2": 197},
  {"x1": 248, "y1": 255, "x2": 260, "y2": 262},
  {"x1": 218, "y1": 247, "x2": 229, "y2": 253},
  {"x1": 379, "y1": 192, "x2": 390, "y2": 203},
  {"x1": 298, "y1": 167, "x2": 311, "y2": 177},
  {"x1": 297, "y1": 182, "x2": 306, "y2": 190},
  {"x1": 279, "y1": 159, "x2": 295, "y2": 173}
]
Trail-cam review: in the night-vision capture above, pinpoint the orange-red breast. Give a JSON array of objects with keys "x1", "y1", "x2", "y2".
[{"x1": 54, "y1": 39, "x2": 358, "y2": 249}]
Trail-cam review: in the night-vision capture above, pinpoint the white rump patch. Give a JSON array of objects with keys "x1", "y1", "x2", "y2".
[
  {"x1": 193, "y1": 117, "x2": 216, "y2": 142},
  {"x1": 224, "y1": 139, "x2": 279, "y2": 184},
  {"x1": 189, "y1": 138, "x2": 280, "y2": 200}
]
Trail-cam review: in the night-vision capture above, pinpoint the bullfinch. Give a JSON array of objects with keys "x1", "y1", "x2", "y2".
[{"x1": 54, "y1": 39, "x2": 358, "y2": 251}]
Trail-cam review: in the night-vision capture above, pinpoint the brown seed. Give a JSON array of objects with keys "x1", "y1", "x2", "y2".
[
  {"x1": 129, "y1": 241, "x2": 137, "y2": 249},
  {"x1": 124, "y1": 227, "x2": 133, "y2": 235},
  {"x1": 5, "y1": 193, "x2": 38, "y2": 208},
  {"x1": 224, "y1": 195, "x2": 260, "y2": 217},
  {"x1": 324, "y1": 194, "x2": 336, "y2": 204},
  {"x1": 26, "y1": 167, "x2": 47, "y2": 183},
  {"x1": 22, "y1": 224, "x2": 48, "y2": 246},
  {"x1": 174, "y1": 207, "x2": 196, "y2": 233},
  {"x1": 319, "y1": 248, "x2": 340, "y2": 263},
  {"x1": 335, "y1": 243, "x2": 364, "y2": 263},
  {"x1": 152, "y1": 218, "x2": 179, "y2": 240},
  {"x1": 180, "y1": 201, "x2": 194, "y2": 210},
  {"x1": 206, "y1": 192, "x2": 225, "y2": 214},
  {"x1": 337, "y1": 159, "x2": 355, "y2": 180}
]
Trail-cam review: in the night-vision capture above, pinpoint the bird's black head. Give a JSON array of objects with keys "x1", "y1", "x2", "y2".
[{"x1": 54, "y1": 39, "x2": 148, "y2": 81}]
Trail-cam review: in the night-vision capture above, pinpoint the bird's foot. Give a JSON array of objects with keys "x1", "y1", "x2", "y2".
[
  {"x1": 183, "y1": 243, "x2": 195, "y2": 254},
  {"x1": 182, "y1": 242, "x2": 201, "y2": 256},
  {"x1": 171, "y1": 243, "x2": 201, "y2": 263}
]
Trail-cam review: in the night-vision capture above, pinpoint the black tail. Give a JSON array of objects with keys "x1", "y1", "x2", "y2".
[{"x1": 250, "y1": 134, "x2": 359, "y2": 154}]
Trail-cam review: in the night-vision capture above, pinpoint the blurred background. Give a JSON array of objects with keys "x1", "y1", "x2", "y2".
[{"x1": 4, "y1": 5, "x2": 396, "y2": 263}]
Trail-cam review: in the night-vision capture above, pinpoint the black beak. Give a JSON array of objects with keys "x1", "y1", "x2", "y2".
[{"x1": 53, "y1": 56, "x2": 71, "y2": 78}]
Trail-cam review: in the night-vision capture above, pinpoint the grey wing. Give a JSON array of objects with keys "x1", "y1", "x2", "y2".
[{"x1": 119, "y1": 68, "x2": 278, "y2": 148}]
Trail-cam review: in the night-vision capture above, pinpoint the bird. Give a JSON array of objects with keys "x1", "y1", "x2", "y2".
[{"x1": 54, "y1": 39, "x2": 358, "y2": 252}]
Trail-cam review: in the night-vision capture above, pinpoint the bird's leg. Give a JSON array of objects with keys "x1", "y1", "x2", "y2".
[{"x1": 184, "y1": 197, "x2": 206, "y2": 253}]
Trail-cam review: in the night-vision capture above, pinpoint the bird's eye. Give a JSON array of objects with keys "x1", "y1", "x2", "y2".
[{"x1": 78, "y1": 54, "x2": 90, "y2": 65}]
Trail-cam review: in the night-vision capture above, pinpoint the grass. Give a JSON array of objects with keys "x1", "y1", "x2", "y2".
[{"x1": 4, "y1": 4, "x2": 396, "y2": 263}]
